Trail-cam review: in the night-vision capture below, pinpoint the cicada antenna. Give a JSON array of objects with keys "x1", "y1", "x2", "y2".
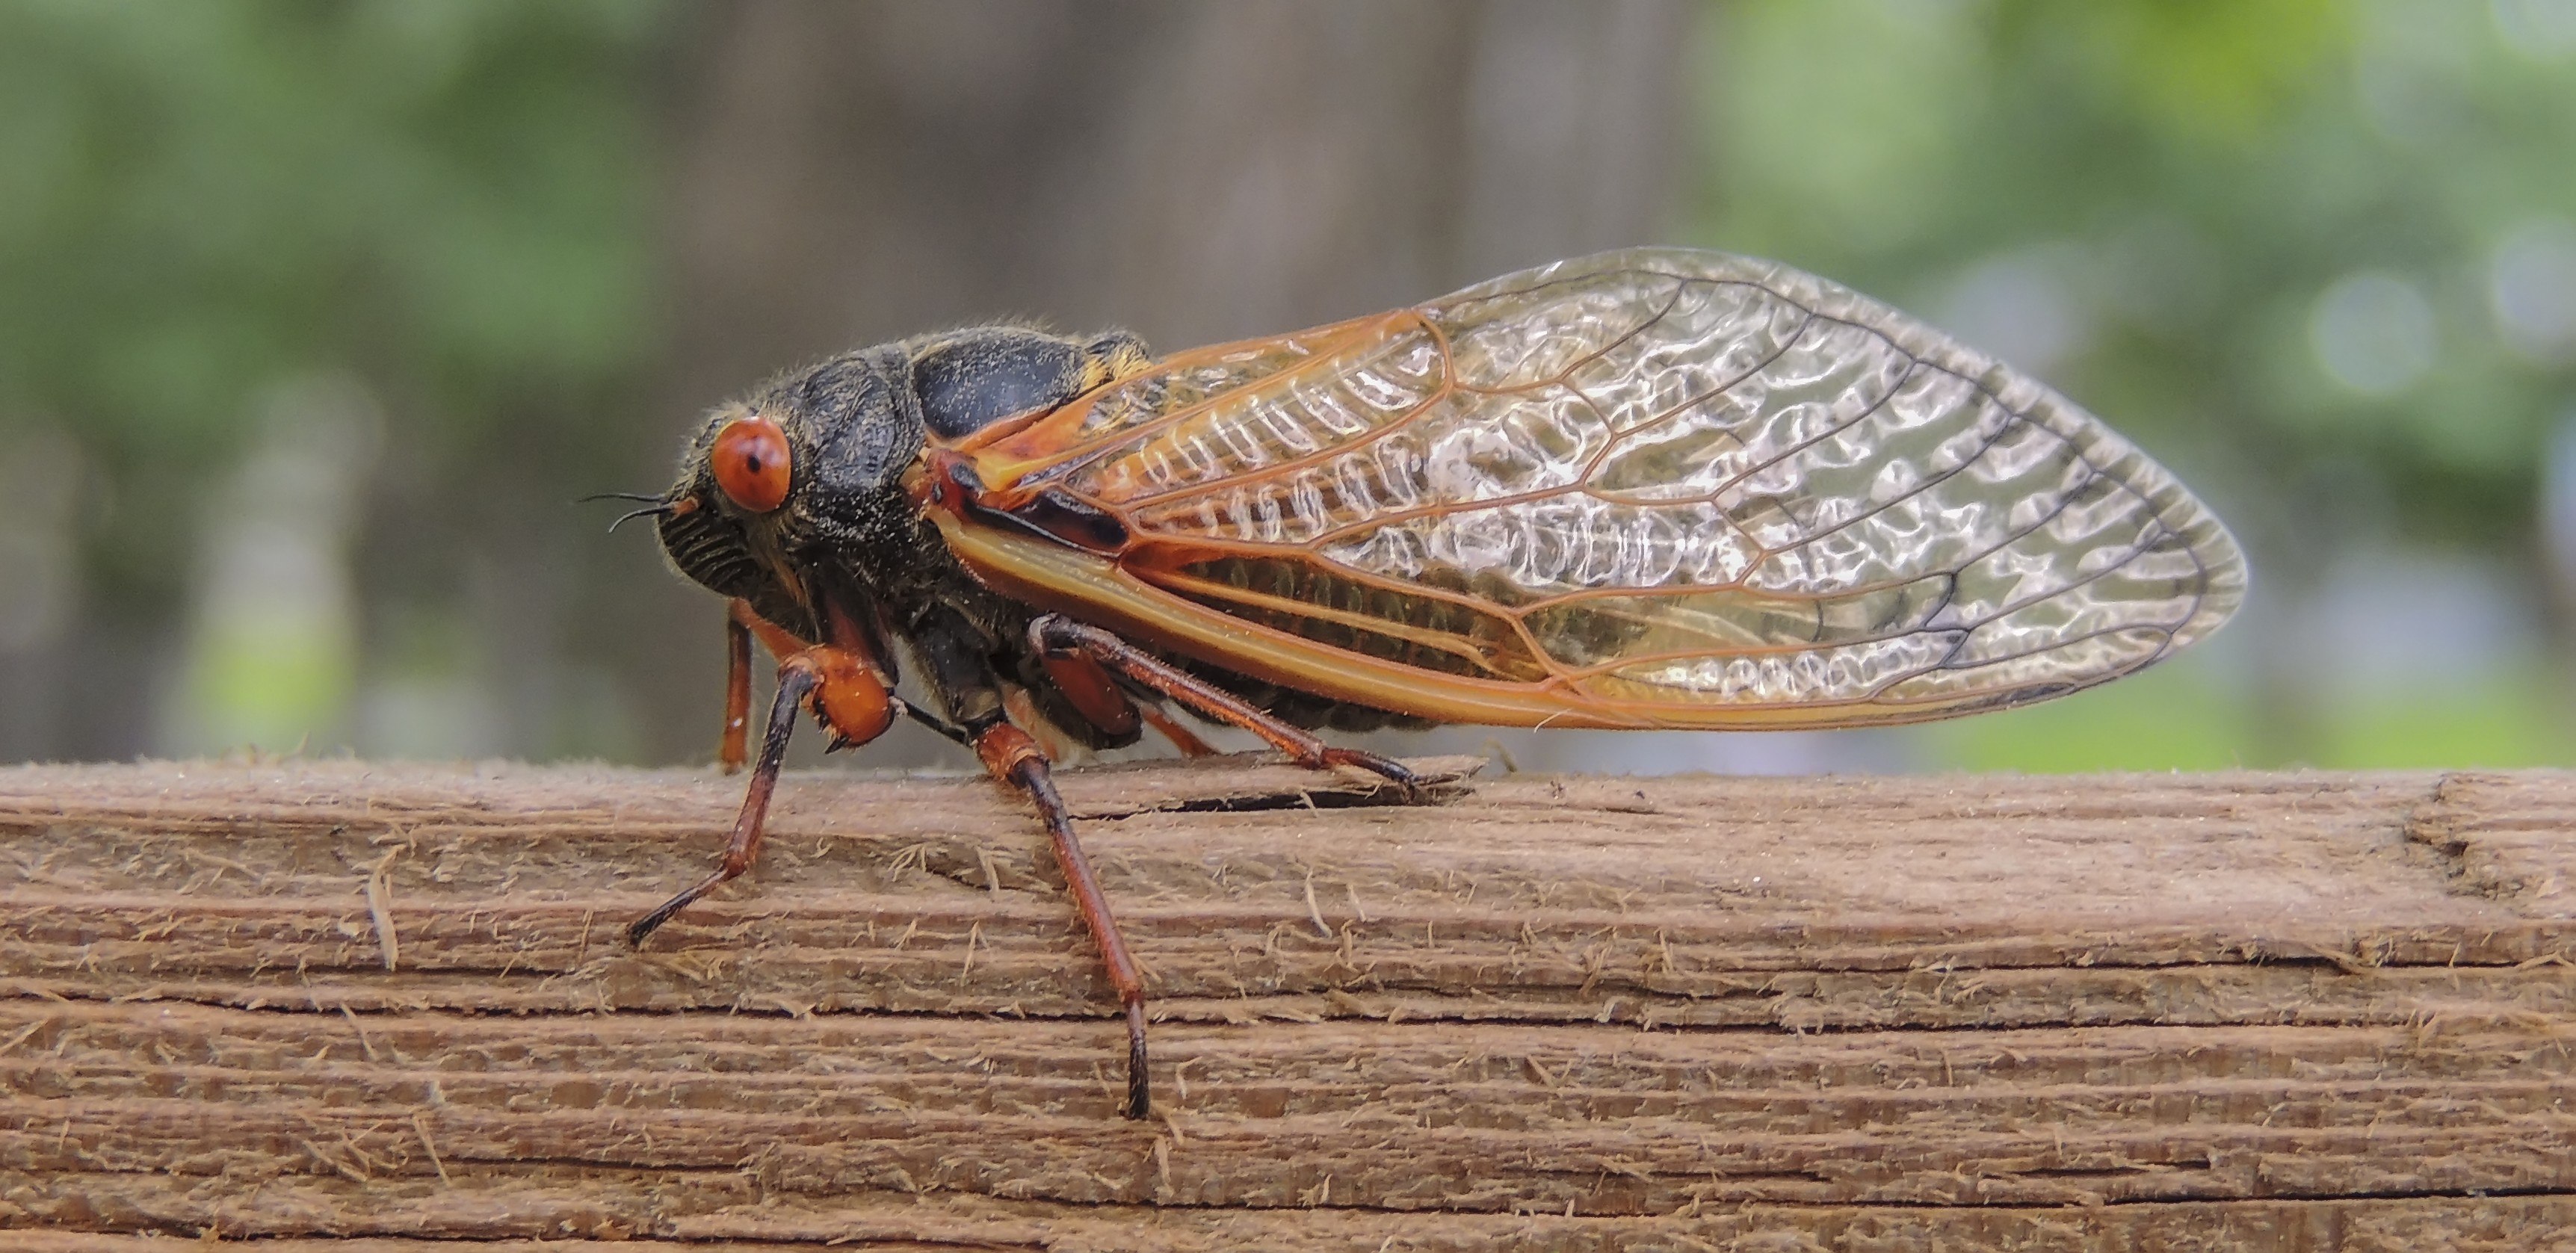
[{"x1": 576, "y1": 491, "x2": 695, "y2": 534}]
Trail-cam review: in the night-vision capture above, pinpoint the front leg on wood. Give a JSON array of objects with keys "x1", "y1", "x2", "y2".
[
  {"x1": 634, "y1": 645, "x2": 896, "y2": 947},
  {"x1": 632, "y1": 660, "x2": 819, "y2": 946}
]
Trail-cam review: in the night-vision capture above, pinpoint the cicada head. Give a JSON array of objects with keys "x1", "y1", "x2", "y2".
[{"x1": 655, "y1": 347, "x2": 931, "y2": 636}]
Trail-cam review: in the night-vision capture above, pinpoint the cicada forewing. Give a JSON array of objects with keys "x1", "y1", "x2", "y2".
[{"x1": 935, "y1": 248, "x2": 2245, "y2": 730}]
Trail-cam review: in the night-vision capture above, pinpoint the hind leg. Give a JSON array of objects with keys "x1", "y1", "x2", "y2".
[{"x1": 1028, "y1": 614, "x2": 1420, "y2": 793}]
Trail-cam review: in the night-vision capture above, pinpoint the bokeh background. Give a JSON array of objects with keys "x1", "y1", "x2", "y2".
[{"x1": 4, "y1": 0, "x2": 2575, "y2": 776}]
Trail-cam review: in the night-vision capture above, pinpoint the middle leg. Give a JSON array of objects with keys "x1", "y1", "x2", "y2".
[
  {"x1": 912, "y1": 607, "x2": 1156, "y2": 1119},
  {"x1": 974, "y1": 721, "x2": 1153, "y2": 1121}
]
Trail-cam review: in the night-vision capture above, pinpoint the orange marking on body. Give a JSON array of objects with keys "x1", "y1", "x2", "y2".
[
  {"x1": 729, "y1": 598, "x2": 810, "y2": 660},
  {"x1": 1139, "y1": 705, "x2": 1217, "y2": 757},
  {"x1": 973, "y1": 723, "x2": 1046, "y2": 781},
  {"x1": 804, "y1": 646, "x2": 895, "y2": 747},
  {"x1": 1002, "y1": 687, "x2": 1083, "y2": 761},
  {"x1": 1042, "y1": 649, "x2": 1140, "y2": 740}
]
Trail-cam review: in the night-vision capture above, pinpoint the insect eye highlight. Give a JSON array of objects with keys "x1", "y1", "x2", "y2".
[{"x1": 711, "y1": 415, "x2": 791, "y2": 513}]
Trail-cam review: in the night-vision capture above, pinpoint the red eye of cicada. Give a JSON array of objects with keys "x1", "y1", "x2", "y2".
[{"x1": 711, "y1": 415, "x2": 791, "y2": 513}]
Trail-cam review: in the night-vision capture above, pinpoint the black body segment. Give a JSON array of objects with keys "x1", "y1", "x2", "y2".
[{"x1": 911, "y1": 328, "x2": 1149, "y2": 441}]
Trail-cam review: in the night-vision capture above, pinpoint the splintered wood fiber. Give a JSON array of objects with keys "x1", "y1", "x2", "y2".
[{"x1": 3, "y1": 757, "x2": 2574, "y2": 1250}]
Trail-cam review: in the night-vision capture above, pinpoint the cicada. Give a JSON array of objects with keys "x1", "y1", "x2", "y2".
[{"x1": 622, "y1": 248, "x2": 2245, "y2": 1119}]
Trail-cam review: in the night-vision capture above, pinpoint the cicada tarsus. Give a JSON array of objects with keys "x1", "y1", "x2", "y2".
[{"x1": 614, "y1": 248, "x2": 2246, "y2": 1120}]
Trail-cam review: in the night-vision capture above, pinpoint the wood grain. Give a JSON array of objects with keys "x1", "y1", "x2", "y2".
[{"x1": 2, "y1": 757, "x2": 2573, "y2": 1249}]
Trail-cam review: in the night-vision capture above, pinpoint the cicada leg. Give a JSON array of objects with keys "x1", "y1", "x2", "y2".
[
  {"x1": 1029, "y1": 613, "x2": 1421, "y2": 793},
  {"x1": 1138, "y1": 704, "x2": 1218, "y2": 758},
  {"x1": 1034, "y1": 645, "x2": 1217, "y2": 758},
  {"x1": 1039, "y1": 648, "x2": 1141, "y2": 741},
  {"x1": 720, "y1": 598, "x2": 820, "y2": 771},
  {"x1": 973, "y1": 721, "x2": 1153, "y2": 1120},
  {"x1": 720, "y1": 609, "x2": 753, "y2": 772},
  {"x1": 633, "y1": 642, "x2": 895, "y2": 947}
]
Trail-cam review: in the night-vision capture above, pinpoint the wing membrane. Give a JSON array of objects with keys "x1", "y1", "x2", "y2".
[{"x1": 961, "y1": 248, "x2": 2246, "y2": 728}]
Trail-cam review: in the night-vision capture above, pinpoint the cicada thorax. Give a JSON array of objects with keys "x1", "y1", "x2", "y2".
[{"x1": 909, "y1": 327, "x2": 1152, "y2": 442}]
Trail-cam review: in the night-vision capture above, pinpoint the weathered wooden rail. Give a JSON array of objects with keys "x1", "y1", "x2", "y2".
[{"x1": 1, "y1": 757, "x2": 2572, "y2": 1251}]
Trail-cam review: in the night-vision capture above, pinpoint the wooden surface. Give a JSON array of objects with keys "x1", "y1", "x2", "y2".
[{"x1": 1, "y1": 756, "x2": 2573, "y2": 1251}]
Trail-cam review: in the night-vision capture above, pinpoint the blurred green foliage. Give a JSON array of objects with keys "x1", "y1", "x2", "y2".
[
  {"x1": 1938, "y1": 660, "x2": 2576, "y2": 773},
  {"x1": 1699, "y1": 0, "x2": 2576, "y2": 770},
  {"x1": 0, "y1": 0, "x2": 665, "y2": 619},
  {"x1": 1707, "y1": 0, "x2": 2576, "y2": 525}
]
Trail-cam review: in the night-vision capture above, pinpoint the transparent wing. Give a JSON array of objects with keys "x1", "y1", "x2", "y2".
[{"x1": 970, "y1": 248, "x2": 2246, "y2": 727}]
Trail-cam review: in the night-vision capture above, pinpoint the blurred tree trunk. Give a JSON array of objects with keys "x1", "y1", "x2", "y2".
[{"x1": 623, "y1": 0, "x2": 1695, "y2": 767}]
